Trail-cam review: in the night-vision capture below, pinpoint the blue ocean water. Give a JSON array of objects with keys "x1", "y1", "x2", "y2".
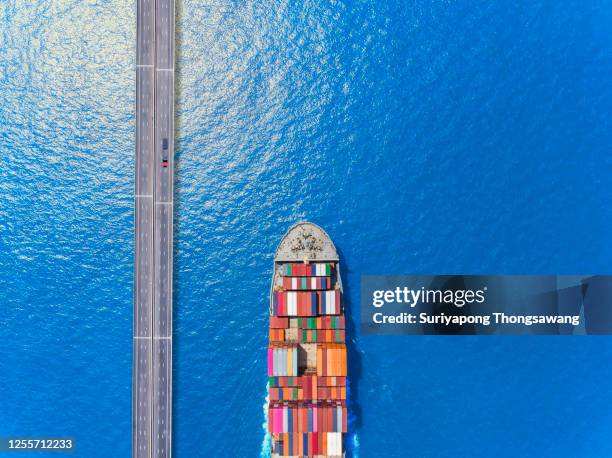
[{"x1": 1, "y1": 0, "x2": 612, "y2": 457}]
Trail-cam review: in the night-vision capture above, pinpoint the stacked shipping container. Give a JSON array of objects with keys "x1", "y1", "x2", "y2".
[
  {"x1": 271, "y1": 290, "x2": 341, "y2": 316},
  {"x1": 268, "y1": 261, "x2": 347, "y2": 457},
  {"x1": 316, "y1": 344, "x2": 348, "y2": 377},
  {"x1": 268, "y1": 401, "x2": 348, "y2": 433},
  {"x1": 268, "y1": 344, "x2": 299, "y2": 377},
  {"x1": 271, "y1": 432, "x2": 343, "y2": 456},
  {"x1": 270, "y1": 316, "x2": 346, "y2": 344},
  {"x1": 283, "y1": 277, "x2": 332, "y2": 290},
  {"x1": 282, "y1": 263, "x2": 333, "y2": 277},
  {"x1": 268, "y1": 375, "x2": 347, "y2": 401}
]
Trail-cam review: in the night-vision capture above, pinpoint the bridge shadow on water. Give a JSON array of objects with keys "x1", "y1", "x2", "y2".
[{"x1": 337, "y1": 247, "x2": 362, "y2": 457}]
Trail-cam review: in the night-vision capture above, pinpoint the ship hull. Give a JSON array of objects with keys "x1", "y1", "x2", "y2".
[{"x1": 268, "y1": 223, "x2": 347, "y2": 458}]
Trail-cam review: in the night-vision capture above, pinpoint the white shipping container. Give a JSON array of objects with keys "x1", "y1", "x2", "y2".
[
  {"x1": 280, "y1": 348, "x2": 285, "y2": 376},
  {"x1": 282, "y1": 407, "x2": 288, "y2": 433},
  {"x1": 327, "y1": 432, "x2": 341, "y2": 455},
  {"x1": 288, "y1": 292, "x2": 297, "y2": 316}
]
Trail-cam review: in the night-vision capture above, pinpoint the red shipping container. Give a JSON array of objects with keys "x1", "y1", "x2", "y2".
[
  {"x1": 270, "y1": 316, "x2": 288, "y2": 328},
  {"x1": 322, "y1": 404, "x2": 328, "y2": 433}
]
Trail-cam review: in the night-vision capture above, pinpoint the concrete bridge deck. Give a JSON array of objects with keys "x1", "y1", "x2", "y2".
[{"x1": 134, "y1": 1, "x2": 175, "y2": 457}]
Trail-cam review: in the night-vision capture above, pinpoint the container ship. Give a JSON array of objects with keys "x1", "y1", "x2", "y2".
[{"x1": 268, "y1": 222, "x2": 347, "y2": 458}]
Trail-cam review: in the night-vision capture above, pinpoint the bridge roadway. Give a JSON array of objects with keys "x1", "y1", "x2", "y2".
[{"x1": 134, "y1": 1, "x2": 174, "y2": 457}]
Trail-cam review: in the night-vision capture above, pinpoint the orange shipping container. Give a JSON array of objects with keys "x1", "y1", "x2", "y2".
[
  {"x1": 269, "y1": 328, "x2": 285, "y2": 342},
  {"x1": 322, "y1": 426, "x2": 327, "y2": 452},
  {"x1": 316, "y1": 344, "x2": 347, "y2": 377}
]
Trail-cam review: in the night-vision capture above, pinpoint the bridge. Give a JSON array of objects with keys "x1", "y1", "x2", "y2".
[{"x1": 133, "y1": 1, "x2": 174, "y2": 457}]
